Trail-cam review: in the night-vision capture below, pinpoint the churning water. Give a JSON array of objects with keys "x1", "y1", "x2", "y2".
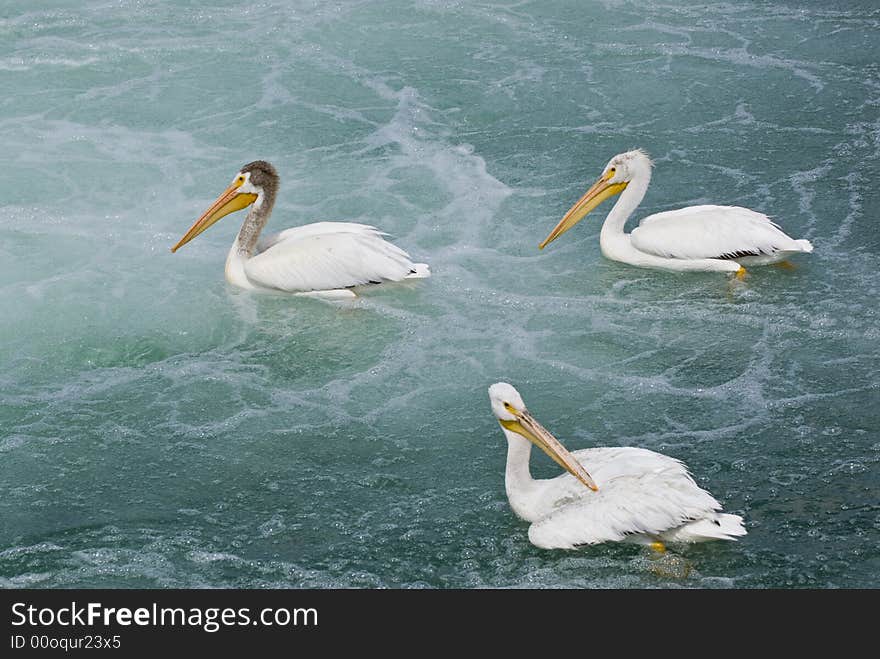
[{"x1": 1, "y1": 1, "x2": 878, "y2": 588}]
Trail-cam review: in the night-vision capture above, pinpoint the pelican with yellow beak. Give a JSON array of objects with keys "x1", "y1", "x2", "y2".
[
  {"x1": 539, "y1": 149, "x2": 812, "y2": 277},
  {"x1": 171, "y1": 161, "x2": 429, "y2": 298},
  {"x1": 489, "y1": 382, "x2": 746, "y2": 550}
]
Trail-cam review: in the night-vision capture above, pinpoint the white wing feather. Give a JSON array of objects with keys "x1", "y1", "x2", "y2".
[
  {"x1": 255, "y1": 222, "x2": 385, "y2": 253},
  {"x1": 244, "y1": 222, "x2": 426, "y2": 293},
  {"x1": 527, "y1": 447, "x2": 724, "y2": 549},
  {"x1": 630, "y1": 205, "x2": 812, "y2": 260}
]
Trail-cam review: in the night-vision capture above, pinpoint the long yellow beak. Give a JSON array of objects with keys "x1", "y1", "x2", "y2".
[
  {"x1": 171, "y1": 182, "x2": 258, "y2": 253},
  {"x1": 538, "y1": 173, "x2": 628, "y2": 250},
  {"x1": 500, "y1": 410, "x2": 598, "y2": 491}
]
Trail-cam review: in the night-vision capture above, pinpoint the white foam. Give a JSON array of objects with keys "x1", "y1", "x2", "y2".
[{"x1": 2, "y1": 0, "x2": 878, "y2": 590}]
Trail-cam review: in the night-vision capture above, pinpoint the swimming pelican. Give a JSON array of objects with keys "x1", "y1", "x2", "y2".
[
  {"x1": 488, "y1": 382, "x2": 746, "y2": 550},
  {"x1": 539, "y1": 149, "x2": 812, "y2": 277},
  {"x1": 171, "y1": 161, "x2": 430, "y2": 298}
]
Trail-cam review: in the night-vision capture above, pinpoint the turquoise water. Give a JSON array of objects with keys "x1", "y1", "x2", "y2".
[{"x1": 1, "y1": 0, "x2": 878, "y2": 588}]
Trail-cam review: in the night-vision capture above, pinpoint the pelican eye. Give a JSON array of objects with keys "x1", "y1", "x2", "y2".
[{"x1": 236, "y1": 175, "x2": 245, "y2": 185}]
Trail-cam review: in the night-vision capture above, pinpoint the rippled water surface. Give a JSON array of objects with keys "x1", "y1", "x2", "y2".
[{"x1": 1, "y1": 1, "x2": 878, "y2": 588}]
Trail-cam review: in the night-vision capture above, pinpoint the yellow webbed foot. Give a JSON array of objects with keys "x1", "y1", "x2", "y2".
[
  {"x1": 649, "y1": 553, "x2": 693, "y2": 579},
  {"x1": 735, "y1": 266, "x2": 747, "y2": 281},
  {"x1": 645, "y1": 541, "x2": 692, "y2": 579},
  {"x1": 774, "y1": 260, "x2": 796, "y2": 270}
]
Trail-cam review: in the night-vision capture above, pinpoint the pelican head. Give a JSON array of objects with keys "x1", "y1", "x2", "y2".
[
  {"x1": 539, "y1": 148, "x2": 653, "y2": 249},
  {"x1": 489, "y1": 382, "x2": 598, "y2": 491},
  {"x1": 171, "y1": 160, "x2": 279, "y2": 253}
]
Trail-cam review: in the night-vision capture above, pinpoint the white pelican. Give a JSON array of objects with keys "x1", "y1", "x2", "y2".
[
  {"x1": 171, "y1": 161, "x2": 430, "y2": 298},
  {"x1": 488, "y1": 382, "x2": 746, "y2": 550},
  {"x1": 539, "y1": 149, "x2": 812, "y2": 277}
]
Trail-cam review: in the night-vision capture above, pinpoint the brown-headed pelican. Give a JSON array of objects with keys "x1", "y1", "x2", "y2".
[{"x1": 172, "y1": 161, "x2": 429, "y2": 299}]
